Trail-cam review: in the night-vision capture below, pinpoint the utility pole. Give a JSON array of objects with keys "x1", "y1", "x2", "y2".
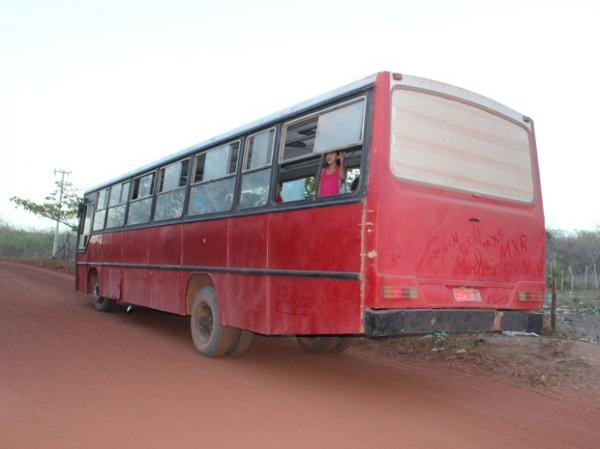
[{"x1": 52, "y1": 169, "x2": 71, "y2": 257}]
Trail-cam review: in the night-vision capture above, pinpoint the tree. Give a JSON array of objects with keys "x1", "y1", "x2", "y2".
[{"x1": 10, "y1": 179, "x2": 82, "y2": 231}]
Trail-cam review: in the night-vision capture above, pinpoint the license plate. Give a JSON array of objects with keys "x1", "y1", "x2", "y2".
[{"x1": 453, "y1": 287, "x2": 482, "y2": 302}]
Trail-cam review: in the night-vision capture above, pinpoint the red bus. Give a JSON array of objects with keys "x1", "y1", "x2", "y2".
[{"x1": 76, "y1": 72, "x2": 545, "y2": 357}]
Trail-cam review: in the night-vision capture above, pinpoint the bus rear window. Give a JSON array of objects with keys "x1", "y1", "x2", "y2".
[{"x1": 390, "y1": 89, "x2": 534, "y2": 203}]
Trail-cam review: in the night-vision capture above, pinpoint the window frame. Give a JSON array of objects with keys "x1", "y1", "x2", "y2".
[
  {"x1": 153, "y1": 158, "x2": 191, "y2": 222},
  {"x1": 236, "y1": 128, "x2": 277, "y2": 211},
  {"x1": 105, "y1": 181, "x2": 130, "y2": 229},
  {"x1": 243, "y1": 127, "x2": 276, "y2": 174},
  {"x1": 126, "y1": 171, "x2": 156, "y2": 226},
  {"x1": 92, "y1": 188, "x2": 110, "y2": 231},
  {"x1": 187, "y1": 140, "x2": 241, "y2": 217},
  {"x1": 77, "y1": 194, "x2": 96, "y2": 248},
  {"x1": 279, "y1": 96, "x2": 367, "y2": 165}
]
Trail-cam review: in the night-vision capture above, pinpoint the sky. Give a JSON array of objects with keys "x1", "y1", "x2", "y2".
[{"x1": 1, "y1": 0, "x2": 599, "y2": 232}]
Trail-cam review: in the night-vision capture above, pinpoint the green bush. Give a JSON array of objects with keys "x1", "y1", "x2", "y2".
[{"x1": 0, "y1": 221, "x2": 54, "y2": 258}]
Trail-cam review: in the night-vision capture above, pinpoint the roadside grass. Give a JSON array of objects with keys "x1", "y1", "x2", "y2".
[{"x1": 554, "y1": 290, "x2": 600, "y2": 313}]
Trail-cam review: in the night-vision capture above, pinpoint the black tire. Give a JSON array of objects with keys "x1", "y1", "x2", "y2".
[
  {"x1": 190, "y1": 287, "x2": 239, "y2": 357},
  {"x1": 227, "y1": 330, "x2": 254, "y2": 357},
  {"x1": 297, "y1": 336, "x2": 355, "y2": 353},
  {"x1": 297, "y1": 336, "x2": 340, "y2": 354},
  {"x1": 92, "y1": 281, "x2": 113, "y2": 312},
  {"x1": 329, "y1": 337, "x2": 356, "y2": 353}
]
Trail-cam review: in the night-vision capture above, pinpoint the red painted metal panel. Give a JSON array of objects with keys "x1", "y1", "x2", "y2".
[
  {"x1": 267, "y1": 204, "x2": 362, "y2": 273},
  {"x1": 121, "y1": 269, "x2": 149, "y2": 307},
  {"x1": 218, "y1": 274, "x2": 269, "y2": 333},
  {"x1": 228, "y1": 214, "x2": 267, "y2": 268},
  {"x1": 101, "y1": 232, "x2": 123, "y2": 262},
  {"x1": 148, "y1": 269, "x2": 185, "y2": 313},
  {"x1": 366, "y1": 72, "x2": 545, "y2": 312},
  {"x1": 87, "y1": 234, "x2": 104, "y2": 261},
  {"x1": 103, "y1": 267, "x2": 122, "y2": 300},
  {"x1": 267, "y1": 277, "x2": 361, "y2": 334},
  {"x1": 181, "y1": 219, "x2": 228, "y2": 267},
  {"x1": 218, "y1": 214, "x2": 269, "y2": 332},
  {"x1": 121, "y1": 228, "x2": 152, "y2": 264},
  {"x1": 148, "y1": 226, "x2": 182, "y2": 266}
]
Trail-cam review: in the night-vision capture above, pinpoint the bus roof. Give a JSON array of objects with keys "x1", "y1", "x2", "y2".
[
  {"x1": 85, "y1": 71, "x2": 529, "y2": 194},
  {"x1": 85, "y1": 73, "x2": 378, "y2": 194}
]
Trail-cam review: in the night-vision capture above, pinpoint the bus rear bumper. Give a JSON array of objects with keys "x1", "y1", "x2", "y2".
[{"x1": 364, "y1": 309, "x2": 543, "y2": 337}]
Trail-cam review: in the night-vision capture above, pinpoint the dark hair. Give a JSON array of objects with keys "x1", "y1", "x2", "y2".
[{"x1": 323, "y1": 151, "x2": 341, "y2": 167}]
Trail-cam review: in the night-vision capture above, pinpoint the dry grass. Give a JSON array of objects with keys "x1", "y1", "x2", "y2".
[{"x1": 356, "y1": 332, "x2": 600, "y2": 396}]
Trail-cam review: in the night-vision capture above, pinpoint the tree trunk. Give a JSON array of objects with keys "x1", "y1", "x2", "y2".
[{"x1": 569, "y1": 266, "x2": 574, "y2": 292}]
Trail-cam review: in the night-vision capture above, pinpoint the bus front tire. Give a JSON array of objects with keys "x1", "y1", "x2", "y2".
[
  {"x1": 92, "y1": 281, "x2": 113, "y2": 312},
  {"x1": 190, "y1": 287, "x2": 239, "y2": 358}
]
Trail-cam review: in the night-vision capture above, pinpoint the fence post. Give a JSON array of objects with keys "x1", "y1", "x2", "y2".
[{"x1": 551, "y1": 257, "x2": 557, "y2": 332}]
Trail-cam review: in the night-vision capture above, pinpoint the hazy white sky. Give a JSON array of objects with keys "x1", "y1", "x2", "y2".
[{"x1": 1, "y1": 0, "x2": 599, "y2": 231}]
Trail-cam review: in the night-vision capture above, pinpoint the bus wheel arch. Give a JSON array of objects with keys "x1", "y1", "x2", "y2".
[
  {"x1": 87, "y1": 268, "x2": 113, "y2": 312},
  {"x1": 87, "y1": 268, "x2": 98, "y2": 294},
  {"x1": 185, "y1": 274, "x2": 215, "y2": 315}
]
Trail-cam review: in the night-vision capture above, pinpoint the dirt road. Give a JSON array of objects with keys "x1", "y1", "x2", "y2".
[{"x1": 1, "y1": 262, "x2": 599, "y2": 449}]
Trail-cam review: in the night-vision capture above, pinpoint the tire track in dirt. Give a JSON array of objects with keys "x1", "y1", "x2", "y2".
[{"x1": 1, "y1": 262, "x2": 599, "y2": 449}]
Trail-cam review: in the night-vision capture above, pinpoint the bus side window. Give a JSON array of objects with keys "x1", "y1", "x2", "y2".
[
  {"x1": 239, "y1": 128, "x2": 275, "y2": 209},
  {"x1": 278, "y1": 158, "x2": 319, "y2": 203},
  {"x1": 188, "y1": 141, "x2": 239, "y2": 216},
  {"x1": 154, "y1": 159, "x2": 189, "y2": 221},
  {"x1": 92, "y1": 188, "x2": 109, "y2": 231},
  {"x1": 106, "y1": 181, "x2": 130, "y2": 228},
  {"x1": 340, "y1": 153, "x2": 362, "y2": 194},
  {"x1": 127, "y1": 173, "x2": 154, "y2": 225},
  {"x1": 277, "y1": 97, "x2": 365, "y2": 203},
  {"x1": 78, "y1": 195, "x2": 95, "y2": 249},
  {"x1": 277, "y1": 116, "x2": 319, "y2": 203}
]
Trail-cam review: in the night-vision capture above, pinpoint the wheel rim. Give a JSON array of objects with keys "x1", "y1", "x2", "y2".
[{"x1": 195, "y1": 302, "x2": 213, "y2": 343}]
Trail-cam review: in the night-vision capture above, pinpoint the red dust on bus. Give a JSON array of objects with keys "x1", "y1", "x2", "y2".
[{"x1": 76, "y1": 72, "x2": 545, "y2": 357}]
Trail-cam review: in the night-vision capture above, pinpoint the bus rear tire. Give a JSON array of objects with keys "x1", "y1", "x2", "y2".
[
  {"x1": 297, "y1": 336, "x2": 338, "y2": 353},
  {"x1": 190, "y1": 287, "x2": 238, "y2": 358},
  {"x1": 227, "y1": 330, "x2": 254, "y2": 357},
  {"x1": 297, "y1": 336, "x2": 355, "y2": 353},
  {"x1": 92, "y1": 281, "x2": 113, "y2": 312},
  {"x1": 330, "y1": 337, "x2": 355, "y2": 353}
]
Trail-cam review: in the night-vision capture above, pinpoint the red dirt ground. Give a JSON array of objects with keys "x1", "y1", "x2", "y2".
[{"x1": 1, "y1": 261, "x2": 599, "y2": 449}]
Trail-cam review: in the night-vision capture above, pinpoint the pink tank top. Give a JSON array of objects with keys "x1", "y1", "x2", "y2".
[{"x1": 319, "y1": 167, "x2": 340, "y2": 197}]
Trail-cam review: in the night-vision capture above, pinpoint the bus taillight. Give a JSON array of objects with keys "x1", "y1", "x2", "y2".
[
  {"x1": 381, "y1": 286, "x2": 419, "y2": 300},
  {"x1": 518, "y1": 291, "x2": 544, "y2": 302}
]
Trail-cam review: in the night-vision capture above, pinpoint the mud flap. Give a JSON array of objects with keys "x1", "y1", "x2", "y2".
[{"x1": 364, "y1": 309, "x2": 544, "y2": 337}]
